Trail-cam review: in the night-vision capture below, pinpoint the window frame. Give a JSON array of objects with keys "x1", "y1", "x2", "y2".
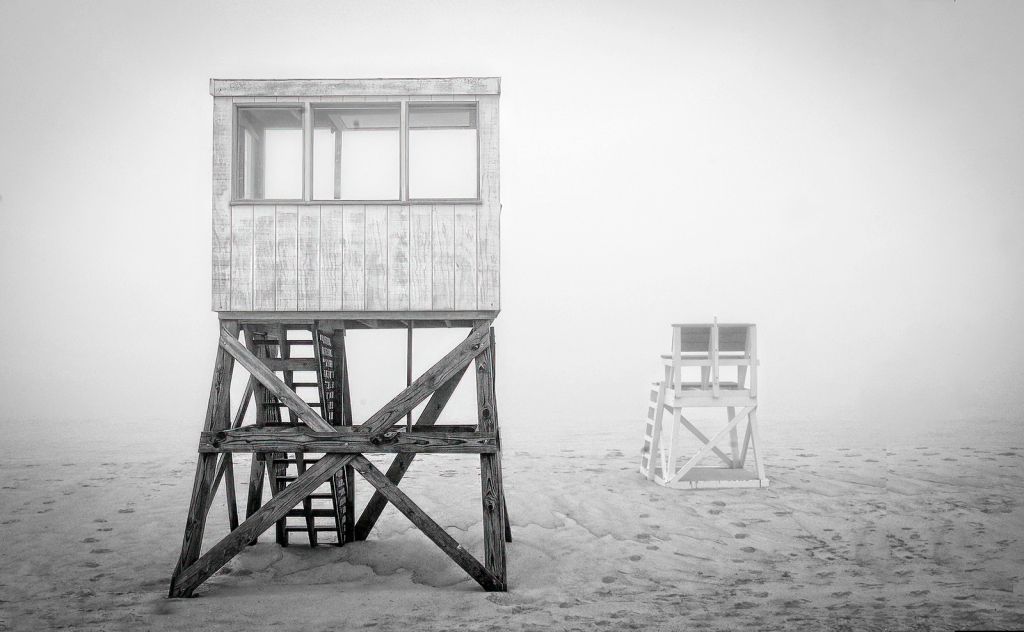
[{"x1": 231, "y1": 100, "x2": 481, "y2": 205}]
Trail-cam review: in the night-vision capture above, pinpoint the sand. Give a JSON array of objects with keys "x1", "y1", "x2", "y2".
[{"x1": 1, "y1": 419, "x2": 1023, "y2": 631}]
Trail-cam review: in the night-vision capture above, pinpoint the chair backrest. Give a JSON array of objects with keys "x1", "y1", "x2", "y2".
[
  {"x1": 672, "y1": 324, "x2": 749, "y2": 355},
  {"x1": 670, "y1": 321, "x2": 758, "y2": 396}
]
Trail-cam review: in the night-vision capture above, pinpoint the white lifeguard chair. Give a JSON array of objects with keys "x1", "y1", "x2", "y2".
[{"x1": 640, "y1": 321, "x2": 768, "y2": 489}]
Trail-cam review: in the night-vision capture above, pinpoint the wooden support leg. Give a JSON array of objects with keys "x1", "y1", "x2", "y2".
[
  {"x1": 476, "y1": 328, "x2": 507, "y2": 590},
  {"x1": 170, "y1": 322, "x2": 238, "y2": 597},
  {"x1": 269, "y1": 454, "x2": 289, "y2": 546},
  {"x1": 350, "y1": 455, "x2": 504, "y2": 592},
  {"x1": 354, "y1": 365, "x2": 469, "y2": 540},
  {"x1": 295, "y1": 452, "x2": 317, "y2": 546},
  {"x1": 245, "y1": 455, "x2": 266, "y2": 543},
  {"x1": 170, "y1": 454, "x2": 221, "y2": 593},
  {"x1": 333, "y1": 329, "x2": 356, "y2": 543},
  {"x1": 223, "y1": 454, "x2": 239, "y2": 531}
]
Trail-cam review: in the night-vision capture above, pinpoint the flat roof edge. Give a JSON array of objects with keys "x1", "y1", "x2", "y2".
[{"x1": 210, "y1": 77, "x2": 500, "y2": 97}]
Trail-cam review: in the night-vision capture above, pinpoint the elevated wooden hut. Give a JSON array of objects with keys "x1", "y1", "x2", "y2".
[{"x1": 169, "y1": 78, "x2": 508, "y2": 598}]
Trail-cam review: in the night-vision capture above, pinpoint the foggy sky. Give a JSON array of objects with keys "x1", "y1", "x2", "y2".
[{"x1": 1, "y1": 0, "x2": 1022, "y2": 447}]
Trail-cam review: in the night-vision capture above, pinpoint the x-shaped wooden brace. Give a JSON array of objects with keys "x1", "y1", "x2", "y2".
[
  {"x1": 169, "y1": 322, "x2": 505, "y2": 597},
  {"x1": 665, "y1": 405, "x2": 755, "y2": 485}
]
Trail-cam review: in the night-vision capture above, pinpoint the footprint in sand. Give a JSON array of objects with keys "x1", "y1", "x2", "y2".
[
  {"x1": 97, "y1": 527, "x2": 113, "y2": 532},
  {"x1": 117, "y1": 508, "x2": 135, "y2": 514},
  {"x1": 82, "y1": 562, "x2": 100, "y2": 568},
  {"x1": 734, "y1": 534, "x2": 748, "y2": 539},
  {"x1": 94, "y1": 519, "x2": 107, "y2": 523},
  {"x1": 628, "y1": 555, "x2": 642, "y2": 561},
  {"x1": 708, "y1": 510, "x2": 721, "y2": 515},
  {"x1": 831, "y1": 591, "x2": 851, "y2": 597},
  {"x1": 601, "y1": 576, "x2": 616, "y2": 584},
  {"x1": 439, "y1": 470, "x2": 457, "y2": 478},
  {"x1": 741, "y1": 546, "x2": 756, "y2": 553},
  {"x1": 1, "y1": 519, "x2": 20, "y2": 525},
  {"x1": 83, "y1": 538, "x2": 99, "y2": 543},
  {"x1": 90, "y1": 549, "x2": 113, "y2": 554}
]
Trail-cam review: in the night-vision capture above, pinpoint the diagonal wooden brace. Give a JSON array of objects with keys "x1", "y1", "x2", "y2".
[
  {"x1": 172, "y1": 321, "x2": 494, "y2": 597},
  {"x1": 220, "y1": 328, "x2": 334, "y2": 432},
  {"x1": 170, "y1": 453, "x2": 355, "y2": 597},
  {"x1": 350, "y1": 455, "x2": 504, "y2": 591},
  {"x1": 354, "y1": 365, "x2": 469, "y2": 540}
]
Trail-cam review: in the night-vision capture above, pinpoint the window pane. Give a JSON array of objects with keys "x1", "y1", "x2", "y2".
[
  {"x1": 313, "y1": 106, "x2": 399, "y2": 201},
  {"x1": 409, "y1": 129, "x2": 478, "y2": 199},
  {"x1": 236, "y1": 107, "x2": 303, "y2": 200},
  {"x1": 408, "y1": 105, "x2": 476, "y2": 128},
  {"x1": 408, "y1": 104, "x2": 478, "y2": 199}
]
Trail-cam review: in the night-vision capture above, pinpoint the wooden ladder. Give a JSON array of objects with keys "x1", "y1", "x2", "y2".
[{"x1": 252, "y1": 328, "x2": 349, "y2": 547}]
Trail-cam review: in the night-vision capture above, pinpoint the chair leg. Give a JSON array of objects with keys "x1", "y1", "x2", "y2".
[
  {"x1": 747, "y1": 407, "x2": 766, "y2": 480},
  {"x1": 728, "y1": 406, "x2": 739, "y2": 468}
]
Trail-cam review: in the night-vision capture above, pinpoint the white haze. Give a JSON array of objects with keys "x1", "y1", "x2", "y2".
[{"x1": 0, "y1": 0, "x2": 1022, "y2": 451}]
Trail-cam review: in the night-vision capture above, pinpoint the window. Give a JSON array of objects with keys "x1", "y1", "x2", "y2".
[
  {"x1": 234, "y1": 102, "x2": 479, "y2": 202},
  {"x1": 235, "y1": 107, "x2": 304, "y2": 200},
  {"x1": 408, "y1": 104, "x2": 478, "y2": 199},
  {"x1": 313, "y1": 106, "x2": 400, "y2": 201}
]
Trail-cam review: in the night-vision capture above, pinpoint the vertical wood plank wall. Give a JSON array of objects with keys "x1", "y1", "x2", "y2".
[{"x1": 212, "y1": 93, "x2": 500, "y2": 313}]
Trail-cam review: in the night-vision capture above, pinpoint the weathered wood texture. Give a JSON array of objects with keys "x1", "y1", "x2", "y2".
[
  {"x1": 211, "y1": 81, "x2": 500, "y2": 313},
  {"x1": 198, "y1": 425, "x2": 498, "y2": 453},
  {"x1": 218, "y1": 203, "x2": 497, "y2": 312},
  {"x1": 211, "y1": 77, "x2": 500, "y2": 97},
  {"x1": 170, "y1": 322, "x2": 238, "y2": 588},
  {"x1": 476, "y1": 329, "x2": 508, "y2": 589}
]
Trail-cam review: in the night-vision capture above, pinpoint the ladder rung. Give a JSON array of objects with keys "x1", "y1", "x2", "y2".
[
  {"x1": 284, "y1": 526, "x2": 341, "y2": 532},
  {"x1": 291, "y1": 382, "x2": 319, "y2": 388},
  {"x1": 266, "y1": 401, "x2": 322, "y2": 407},
  {"x1": 287, "y1": 509, "x2": 337, "y2": 518}
]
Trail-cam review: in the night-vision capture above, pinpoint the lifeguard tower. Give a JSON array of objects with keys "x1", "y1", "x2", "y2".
[
  {"x1": 640, "y1": 321, "x2": 768, "y2": 489},
  {"x1": 169, "y1": 78, "x2": 508, "y2": 597}
]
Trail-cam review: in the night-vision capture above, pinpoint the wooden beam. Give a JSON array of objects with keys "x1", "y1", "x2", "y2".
[
  {"x1": 198, "y1": 426, "x2": 498, "y2": 454},
  {"x1": 210, "y1": 77, "x2": 501, "y2": 97},
  {"x1": 354, "y1": 365, "x2": 469, "y2": 540},
  {"x1": 476, "y1": 328, "x2": 507, "y2": 589},
  {"x1": 349, "y1": 455, "x2": 504, "y2": 592},
  {"x1": 170, "y1": 453, "x2": 355, "y2": 597},
  {"x1": 220, "y1": 310, "x2": 500, "y2": 324},
  {"x1": 219, "y1": 327, "x2": 334, "y2": 432},
  {"x1": 171, "y1": 322, "x2": 239, "y2": 586}
]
